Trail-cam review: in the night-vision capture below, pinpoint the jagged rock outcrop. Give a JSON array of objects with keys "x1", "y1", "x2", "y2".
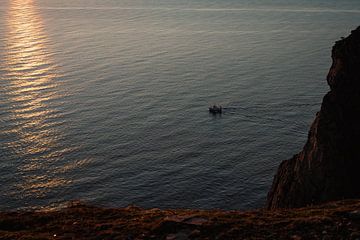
[{"x1": 267, "y1": 26, "x2": 360, "y2": 209}]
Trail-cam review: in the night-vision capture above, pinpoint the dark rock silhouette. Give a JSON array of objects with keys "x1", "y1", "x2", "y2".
[{"x1": 267, "y1": 26, "x2": 360, "y2": 209}]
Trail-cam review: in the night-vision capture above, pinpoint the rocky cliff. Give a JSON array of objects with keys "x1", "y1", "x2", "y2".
[{"x1": 267, "y1": 26, "x2": 360, "y2": 209}]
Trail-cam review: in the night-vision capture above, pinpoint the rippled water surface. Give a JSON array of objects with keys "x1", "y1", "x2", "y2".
[{"x1": 1, "y1": 0, "x2": 360, "y2": 210}]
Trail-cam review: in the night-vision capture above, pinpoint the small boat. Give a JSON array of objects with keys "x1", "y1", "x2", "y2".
[{"x1": 209, "y1": 105, "x2": 222, "y2": 114}]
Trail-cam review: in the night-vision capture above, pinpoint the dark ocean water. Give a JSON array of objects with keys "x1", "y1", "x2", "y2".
[{"x1": 0, "y1": 0, "x2": 359, "y2": 210}]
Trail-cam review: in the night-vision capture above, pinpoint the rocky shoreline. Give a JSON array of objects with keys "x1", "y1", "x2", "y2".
[{"x1": 0, "y1": 199, "x2": 359, "y2": 239}]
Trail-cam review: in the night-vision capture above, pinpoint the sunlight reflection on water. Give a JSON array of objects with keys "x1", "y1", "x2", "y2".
[{"x1": 2, "y1": 0, "x2": 87, "y2": 201}]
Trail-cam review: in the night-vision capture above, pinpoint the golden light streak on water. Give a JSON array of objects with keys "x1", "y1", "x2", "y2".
[{"x1": 2, "y1": 0, "x2": 84, "y2": 199}]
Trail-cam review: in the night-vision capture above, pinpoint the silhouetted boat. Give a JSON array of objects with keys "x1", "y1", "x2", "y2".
[{"x1": 209, "y1": 105, "x2": 222, "y2": 114}]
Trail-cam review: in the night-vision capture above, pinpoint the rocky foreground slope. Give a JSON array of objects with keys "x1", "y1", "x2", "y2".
[
  {"x1": 267, "y1": 27, "x2": 360, "y2": 209},
  {"x1": 0, "y1": 200, "x2": 359, "y2": 239}
]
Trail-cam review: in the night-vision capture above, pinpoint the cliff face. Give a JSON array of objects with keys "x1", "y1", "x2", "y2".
[{"x1": 267, "y1": 26, "x2": 360, "y2": 209}]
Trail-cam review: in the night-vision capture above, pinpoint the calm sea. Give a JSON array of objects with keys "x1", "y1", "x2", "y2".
[{"x1": 0, "y1": 0, "x2": 359, "y2": 210}]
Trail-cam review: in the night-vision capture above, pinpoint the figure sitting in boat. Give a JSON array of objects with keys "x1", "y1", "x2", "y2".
[{"x1": 209, "y1": 105, "x2": 222, "y2": 114}]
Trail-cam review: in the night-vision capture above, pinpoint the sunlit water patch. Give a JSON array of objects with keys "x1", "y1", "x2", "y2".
[{"x1": 0, "y1": 0, "x2": 90, "y2": 209}]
